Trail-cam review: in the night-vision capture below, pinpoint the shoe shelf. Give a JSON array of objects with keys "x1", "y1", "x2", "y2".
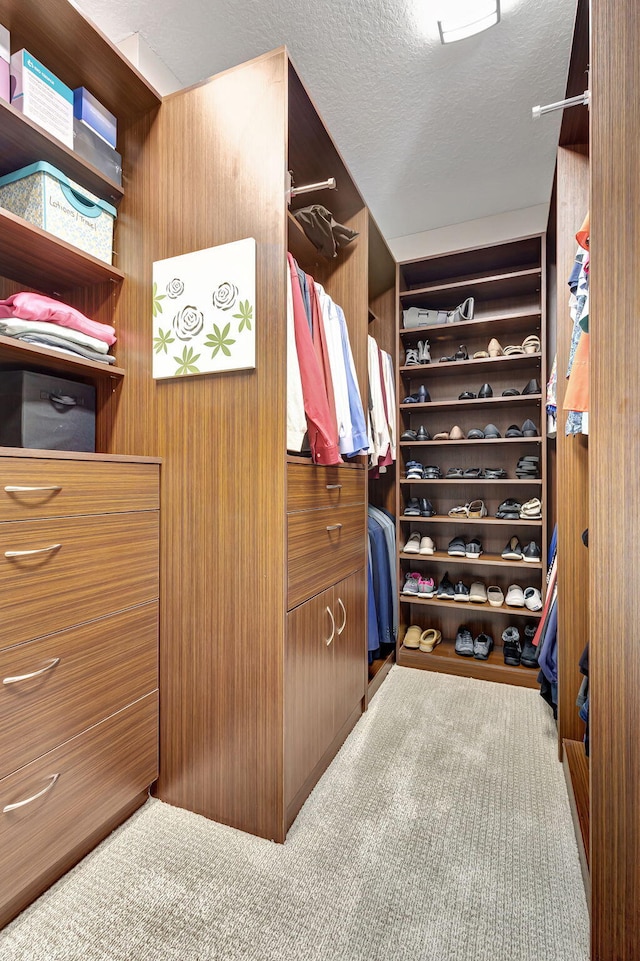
[
  {"x1": 398, "y1": 310, "x2": 541, "y2": 343},
  {"x1": 399, "y1": 515, "x2": 543, "y2": 527},
  {"x1": 400, "y1": 439, "x2": 542, "y2": 448},
  {"x1": 399, "y1": 550, "x2": 543, "y2": 569},
  {"x1": 399, "y1": 595, "x2": 543, "y2": 618},
  {"x1": 397, "y1": 641, "x2": 540, "y2": 689},
  {"x1": 399, "y1": 267, "x2": 541, "y2": 303},
  {"x1": 396, "y1": 235, "x2": 547, "y2": 689},
  {"x1": 398, "y1": 353, "x2": 542, "y2": 378},
  {"x1": 400, "y1": 478, "x2": 543, "y2": 486},
  {"x1": 399, "y1": 394, "x2": 542, "y2": 410}
]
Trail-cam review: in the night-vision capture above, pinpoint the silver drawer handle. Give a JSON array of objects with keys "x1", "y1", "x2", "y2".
[
  {"x1": 5, "y1": 544, "x2": 62, "y2": 558},
  {"x1": 336, "y1": 597, "x2": 347, "y2": 635},
  {"x1": 326, "y1": 484, "x2": 342, "y2": 490},
  {"x1": 3, "y1": 657, "x2": 60, "y2": 685},
  {"x1": 3, "y1": 773, "x2": 60, "y2": 813},
  {"x1": 4, "y1": 485, "x2": 62, "y2": 493},
  {"x1": 326, "y1": 524, "x2": 343, "y2": 532},
  {"x1": 325, "y1": 606, "x2": 336, "y2": 646}
]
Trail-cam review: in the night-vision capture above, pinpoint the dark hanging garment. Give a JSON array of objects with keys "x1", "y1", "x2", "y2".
[{"x1": 293, "y1": 205, "x2": 359, "y2": 259}]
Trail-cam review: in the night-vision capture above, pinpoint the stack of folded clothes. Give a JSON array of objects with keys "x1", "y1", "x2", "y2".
[{"x1": 0, "y1": 292, "x2": 117, "y2": 364}]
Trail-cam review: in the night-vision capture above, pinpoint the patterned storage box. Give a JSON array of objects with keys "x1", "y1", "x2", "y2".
[{"x1": 0, "y1": 161, "x2": 116, "y2": 263}]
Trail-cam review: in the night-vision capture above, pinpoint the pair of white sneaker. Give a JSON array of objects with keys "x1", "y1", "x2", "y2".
[{"x1": 505, "y1": 584, "x2": 542, "y2": 610}]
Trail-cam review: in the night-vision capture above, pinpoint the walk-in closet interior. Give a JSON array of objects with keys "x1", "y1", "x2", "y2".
[{"x1": 0, "y1": 0, "x2": 637, "y2": 957}]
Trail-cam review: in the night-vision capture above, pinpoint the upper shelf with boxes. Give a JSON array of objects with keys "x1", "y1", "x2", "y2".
[{"x1": 0, "y1": 0, "x2": 161, "y2": 455}]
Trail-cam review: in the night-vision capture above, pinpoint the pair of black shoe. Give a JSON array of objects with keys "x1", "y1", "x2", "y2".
[
  {"x1": 401, "y1": 426, "x2": 430, "y2": 441},
  {"x1": 502, "y1": 378, "x2": 541, "y2": 397},
  {"x1": 502, "y1": 624, "x2": 538, "y2": 667},
  {"x1": 458, "y1": 383, "x2": 492, "y2": 400},
  {"x1": 505, "y1": 419, "x2": 538, "y2": 438},
  {"x1": 404, "y1": 497, "x2": 436, "y2": 517}
]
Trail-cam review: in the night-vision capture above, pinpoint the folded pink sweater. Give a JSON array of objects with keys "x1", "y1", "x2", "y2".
[{"x1": 0, "y1": 292, "x2": 116, "y2": 345}]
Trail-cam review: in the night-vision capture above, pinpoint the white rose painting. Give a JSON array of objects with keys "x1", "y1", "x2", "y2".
[{"x1": 152, "y1": 237, "x2": 256, "y2": 378}]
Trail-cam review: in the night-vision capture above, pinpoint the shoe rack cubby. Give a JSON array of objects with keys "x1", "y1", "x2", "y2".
[{"x1": 395, "y1": 236, "x2": 547, "y2": 688}]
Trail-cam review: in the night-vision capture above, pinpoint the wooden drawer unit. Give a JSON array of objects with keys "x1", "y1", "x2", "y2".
[
  {"x1": 0, "y1": 602, "x2": 158, "y2": 778},
  {"x1": 0, "y1": 692, "x2": 158, "y2": 929},
  {"x1": 287, "y1": 502, "x2": 365, "y2": 609},
  {"x1": 0, "y1": 511, "x2": 159, "y2": 649},
  {"x1": 0, "y1": 457, "x2": 160, "y2": 521},
  {"x1": 287, "y1": 463, "x2": 365, "y2": 513}
]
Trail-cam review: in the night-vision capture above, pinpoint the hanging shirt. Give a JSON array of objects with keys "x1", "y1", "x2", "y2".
[
  {"x1": 287, "y1": 253, "x2": 341, "y2": 465},
  {"x1": 286, "y1": 265, "x2": 307, "y2": 452}
]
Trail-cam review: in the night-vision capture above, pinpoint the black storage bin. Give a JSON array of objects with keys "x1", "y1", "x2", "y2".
[{"x1": 0, "y1": 370, "x2": 96, "y2": 452}]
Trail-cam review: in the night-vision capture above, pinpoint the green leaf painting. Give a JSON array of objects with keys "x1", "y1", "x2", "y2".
[
  {"x1": 232, "y1": 299, "x2": 253, "y2": 332},
  {"x1": 205, "y1": 323, "x2": 236, "y2": 358},
  {"x1": 174, "y1": 345, "x2": 201, "y2": 375},
  {"x1": 152, "y1": 281, "x2": 166, "y2": 318},
  {"x1": 153, "y1": 327, "x2": 175, "y2": 354}
]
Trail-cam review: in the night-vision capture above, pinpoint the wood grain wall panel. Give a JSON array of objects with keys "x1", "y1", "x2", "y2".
[
  {"x1": 108, "y1": 109, "x2": 162, "y2": 458},
  {"x1": 554, "y1": 146, "x2": 589, "y2": 755},
  {"x1": 150, "y1": 51, "x2": 289, "y2": 841},
  {"x1": 590, "y1": 0, "x2": 640, "y2": 953}
]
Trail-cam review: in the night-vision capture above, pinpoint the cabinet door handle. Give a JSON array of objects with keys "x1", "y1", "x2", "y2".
[
  {"x1": 3, "y1": 658, "x2": 61, "y2": 685},
  {"x1": 325, "y1": 484, "x2": 342, "y2": 490},
  {"x1": 4, "y1": 485, "x2": 62, "y2": 493},
  {"x1": 325, "y1": 606, "x2": 336, "y2": 646},
  {"x1": 3, "y1": 773, "x2": 60, "y2": 813},
  {"x1": 336, "y1": 598, "x2": 347, "y2": 635},
  {"x1": 5, "y1": 544, "x2": 62, "y2": 558},
  {"x1": 326, "y1": 524, "x2": 343, "y2": 532}
]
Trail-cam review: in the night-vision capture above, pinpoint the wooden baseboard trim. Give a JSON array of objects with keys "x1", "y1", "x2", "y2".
[{"x1": 367, "y1": 650, "x2": 395, "y2": 704}]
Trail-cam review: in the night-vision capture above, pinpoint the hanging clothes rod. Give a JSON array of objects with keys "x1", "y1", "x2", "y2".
[
  {"x1": 289, "y1": 177, "x2": 337, "y2": 198},
  {"x1": 532, "y1": 90, "x2": 590, "y2": 120}
]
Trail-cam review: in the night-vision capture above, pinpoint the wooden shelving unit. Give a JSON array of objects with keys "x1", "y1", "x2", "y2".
[
  {"x1": 395, "y1": 236, "x2": 547, "y2": 683},
  {"x1": 0, "y1": 334, "x2": 124, "y2": 380}
]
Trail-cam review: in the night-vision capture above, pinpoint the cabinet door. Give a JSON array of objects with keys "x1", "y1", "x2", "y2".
[
  {"x1": 333, "y1": 569, "x2": 366, "y2": 732},
  {"x1": 284, "y1": 587, "x2": 336, "y2": 806}
]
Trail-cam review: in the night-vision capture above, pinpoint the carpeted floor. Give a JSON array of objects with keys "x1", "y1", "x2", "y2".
[{"x1": 0, "y1": 667, "x2": 589, "y2": 961}]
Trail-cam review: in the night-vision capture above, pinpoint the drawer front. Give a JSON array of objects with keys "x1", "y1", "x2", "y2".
[
  {"x1": 287, "y1": 463, "x2": 365, "y2": 513},
  {"x1": 0, "y1": 512, "x2": 159, "y2": 649},
  {"x1": 0, "y1": 459, "x2": 159, "y2": 521},
  {"x1": 0, "y1": 693, "x2": 157, "y2": 918},
  {"x1": 287, "y1": 503, "x2": 365, "y2": 609},
  {"x1": 0, "y1": 602, "x2": 158, "y2": 778}
]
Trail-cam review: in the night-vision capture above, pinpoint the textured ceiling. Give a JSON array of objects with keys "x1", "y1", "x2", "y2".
[{"x1": 73, "y1": 0, "x2": 577, "y2": 242}]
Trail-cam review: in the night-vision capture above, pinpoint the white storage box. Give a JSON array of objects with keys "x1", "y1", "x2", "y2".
[{"x1": 0, "y1": 161, "x2": 116, "y2": 263}]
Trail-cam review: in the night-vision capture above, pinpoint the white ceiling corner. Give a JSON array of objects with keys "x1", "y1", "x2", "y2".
[{"x1": 75, "y1": 0, "x2": 577, "y2": 245}]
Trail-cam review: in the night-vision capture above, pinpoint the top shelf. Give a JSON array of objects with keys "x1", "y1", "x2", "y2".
[
  {"x1": 0, "y1": 99, "x2": 123, "y2": 205},
  {"x1": 0, "y1": 0, "x2": 161, "y2": 125},
  {"x1": 399, "y1": 267, "x2": 541, "y2": 304}
]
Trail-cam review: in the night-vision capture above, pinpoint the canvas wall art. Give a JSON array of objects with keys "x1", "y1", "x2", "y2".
[{"x1": 152, "y1": 237, "x2": 256, "y2": 379}]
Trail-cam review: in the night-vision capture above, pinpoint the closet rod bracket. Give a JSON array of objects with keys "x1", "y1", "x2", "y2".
[
  {"x1": 286, "y1": 170, "x2": 336, "y2": 205},
  {"x1": 532, "y1": 90, "x2": 590, "y2": 120}
]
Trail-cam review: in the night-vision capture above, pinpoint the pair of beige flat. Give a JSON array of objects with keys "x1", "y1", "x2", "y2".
[
  {"x1": 473, "y1": 334, "x2": 541, "y2": 359},
  {"x1": 404, "y1": 624, "x2": 442, "y2": 652},
  {"x1": 433, "y1": 425, "x2": 465, "y2": 440}
]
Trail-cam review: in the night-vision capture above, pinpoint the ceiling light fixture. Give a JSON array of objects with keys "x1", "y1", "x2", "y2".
[{"x1": 438, "y1": 0, "x2": 501, "y2": 43}]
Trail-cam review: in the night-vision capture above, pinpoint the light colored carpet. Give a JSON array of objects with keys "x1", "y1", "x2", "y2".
[{"x1": 1, "y1": 667, "x2": 589, "y2": 961}]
